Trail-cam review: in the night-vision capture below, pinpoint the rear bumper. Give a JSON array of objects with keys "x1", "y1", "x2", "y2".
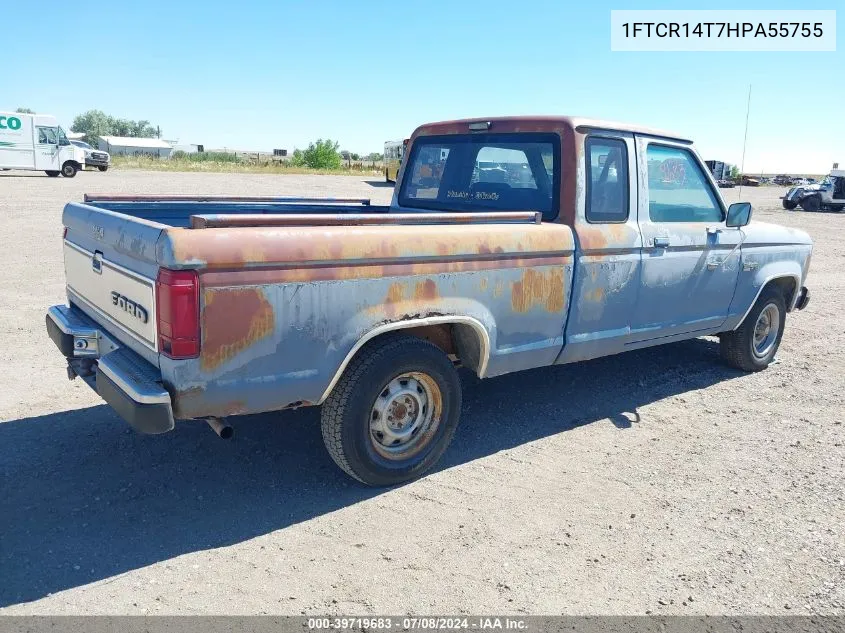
[{"x1": 46, "y1": 304, "x2": 175, "y2": 434}]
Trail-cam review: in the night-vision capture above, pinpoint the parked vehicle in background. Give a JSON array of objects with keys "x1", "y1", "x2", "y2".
[
  {"x1": 71, "y1": 140, "x2": 110, "y2": 172},
  {"x1": 46, "y1": 116, "x2": 813, "y2": 486},
  {"x1": 705, "y1": 159, "x2": 732, "y2": 181},
  {"x1": 739, "y1": 175, "x2": 760, "y2": 187},
  {"x1": 0, "y1": 111, "x2": 85, "y2": 177},
  {"x1": 774, "y1": 175, "x2": 795, "y2": 186},
  {"x1": 782, "y1": 170, "x2": 845, "y2": 211},
  {"x1": 717, "y1": 179, "x2": 735, "y2": 188},
  {"x1": 384, "y1": 138, "x2": 408, "y2": 183}
]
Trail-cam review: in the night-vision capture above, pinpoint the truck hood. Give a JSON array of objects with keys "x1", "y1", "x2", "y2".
[
  {"x1": 742, "y1": 221, "x2": 812, "y2": 246},
  {"x1": 787, "y1": 184, "x2": 822, "y2": 194}
]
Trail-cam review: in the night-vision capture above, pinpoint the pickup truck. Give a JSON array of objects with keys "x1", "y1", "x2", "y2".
[{"x1": 46, "y1": 116, "x2": 813, "y2": 486}]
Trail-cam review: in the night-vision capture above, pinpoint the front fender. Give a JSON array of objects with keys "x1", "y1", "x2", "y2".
[{"x1": 722, "y1": 259, "x2": 804, "y2": 330}]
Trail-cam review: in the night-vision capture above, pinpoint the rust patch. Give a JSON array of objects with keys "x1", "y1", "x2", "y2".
[
  {"x1": 493, "y1": 279, "x2": 505, "y2": 298},
  {"x1": 201, "y1": 288, "x2": 274, "y2": 371},
  {"x1": 585, "y1": 287, "x2": 605, "y2": 303},
  {"x1": 384, "y1": 282, "x2": 408, "y2": 319},
  {"x1": 479, "y1": 277, "x2": 488, "y2": 291},
  {"x1": 511, "y1": 268, "x2": 565, "y2": 313},
  {"x1": 414, "y1": 279, "x2": 439, "y2": 301}
]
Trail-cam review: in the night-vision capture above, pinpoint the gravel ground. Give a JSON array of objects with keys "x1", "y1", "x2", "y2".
[{"x1": 1, "y1": 169, "x2": 842, "y2": 615}]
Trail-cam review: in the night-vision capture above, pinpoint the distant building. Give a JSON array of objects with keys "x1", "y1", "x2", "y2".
[
  {"x1": 171, "y1": 143, "x2": 205, "y2": 154},
  {"x1": 98, "y1": 136, "x2": 173, "y2": 158}
]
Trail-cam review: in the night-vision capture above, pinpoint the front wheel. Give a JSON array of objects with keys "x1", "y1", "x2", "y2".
[
  {"x1": 720, "y1": 287, "x2": 787, "y2": 372},
  {"x1": 800, "y1": 195, "x2": 821, "y2": 212},
  {"x1": 61, "y1": 162, "x2": 78, "y2": 178},
  {"x1": 98, "y1": 166, "x2": 108, "y2": 172},
  {"x1": 782, "y1": 199, "x2": 797, "y2": 210},
  {"x1": 321, "y1": 334, "x2": 462, "y2": 486}
]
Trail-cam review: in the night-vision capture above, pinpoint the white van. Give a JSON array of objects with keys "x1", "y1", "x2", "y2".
[{"x1": 0, "y1": 111, "x2": 85, "y2": 177}]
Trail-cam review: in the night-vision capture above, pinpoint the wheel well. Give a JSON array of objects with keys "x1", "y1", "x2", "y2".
[
  {"x1": 765, "y1": 277, "x2": 797, "y2": 310},
  {"x1": 63, "y1": 160, "x2": 81, "y2": 168},
  {"x1": 400, "y1": 322, "x2": 486, "y2": 376},
  {"x1": 320, "y1": 319, "x2": 490, "y2": 403}
]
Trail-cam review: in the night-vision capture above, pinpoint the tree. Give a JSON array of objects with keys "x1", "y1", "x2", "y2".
[
  {"x1": 300, "y1": 139, "x2": 341, "y2": 169},
  {"x1": 15, "y1": 107, "x2": 34, "y2": 114},
  {"x1": 368, "y1": 152, "x2": 383, "y2": 162},
  {"x1": 70, "y1": 109, "x2": 161, "y2": 147},
  {"x1": 729, "y1": 165, "x2": 739, "y2": 179}
]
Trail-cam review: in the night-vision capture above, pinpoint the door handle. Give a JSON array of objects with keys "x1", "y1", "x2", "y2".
[{"x1": 653, "y1": 236, "x2": 670, "y2": 248}]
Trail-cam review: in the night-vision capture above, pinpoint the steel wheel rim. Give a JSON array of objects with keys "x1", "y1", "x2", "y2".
[
  {"x1": 752, "y1": 303, "x2": 780, "y2": 358},
  {"x1": 63, "y1": 165, "x2": 73, "y2": 176},
  {"x1": 369, "y1": 372, "x2": 442, "y2": 460}
]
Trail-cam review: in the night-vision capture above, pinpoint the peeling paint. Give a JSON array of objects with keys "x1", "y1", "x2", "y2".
[
  {"x1": 201, "y1": 288, "x2": 274, "y2": 370},
  {"x1": 510, "y1": 267, "x2": 565, "y2": 313}
]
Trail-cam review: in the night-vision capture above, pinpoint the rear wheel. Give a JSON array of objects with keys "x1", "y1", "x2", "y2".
[
  {"x1": 782, "y1": 199, "x2": 797, "y2": 210},
  {"x1": 98, "y1": 166, "x2": 108, "y2": 172},
  {"x1": 45, "y1": 170, "x2": 60, "y2": 177},
  {"x1": 321, "y1": 334, "x2": 462, "y2": 486},
  {"x1": 61, "y1": 162, "x2": 78, "y2": 178},
  {"x1": 720, "y1": 287, "x2": 787, "y2": 372},
  {"x1": 800, "y1": 195, "x2": 821, "y2": 212}
]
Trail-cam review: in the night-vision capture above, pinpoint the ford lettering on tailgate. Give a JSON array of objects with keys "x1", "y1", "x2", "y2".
[{"x1": 110, "y1": 291, "x2": 149, "y2": 324}]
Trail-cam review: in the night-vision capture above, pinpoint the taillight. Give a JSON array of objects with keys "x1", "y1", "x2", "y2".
[{"x1": 156, "y1": 268, "x2": 200, "y2": 359}]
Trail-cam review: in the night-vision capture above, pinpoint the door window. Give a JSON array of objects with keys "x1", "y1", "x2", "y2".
[
  {"x1": 37, "y1": 127, "x2": 58, "y2": 145},
  {"x1": 646, "y1": 145, "x2": 723, "y2": 222},
  {"x1": 586, "y1": 137, "x2": 629, "y2": 223}
]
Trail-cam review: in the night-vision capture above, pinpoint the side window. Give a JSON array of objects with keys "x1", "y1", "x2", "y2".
[
  {"x1": 37, "y1": 127, "x2": 58, "y2": 145},
  {"x1": 646, "y1": 145, "x2": 723, "y2": 222},
  {"x1": 586, "y1": 137, "x2": 629, "y2": 223}
]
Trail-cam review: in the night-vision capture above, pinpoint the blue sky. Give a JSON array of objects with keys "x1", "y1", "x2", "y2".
[{"x1": 3, "y1": 0, "x2": 840, "y2": 172}]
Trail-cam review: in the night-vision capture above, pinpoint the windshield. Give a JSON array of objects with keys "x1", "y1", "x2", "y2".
[
  {"x1": 821, "y1": 175, "x2": 832, "y2": 186},
  {"x1": 398, "y1": 133, "x2": 560, "y2": 220}
]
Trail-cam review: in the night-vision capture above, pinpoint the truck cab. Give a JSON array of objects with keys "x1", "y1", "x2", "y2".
[{"x1": 0, "y1": 112, "x2": 85, "y2": 177}]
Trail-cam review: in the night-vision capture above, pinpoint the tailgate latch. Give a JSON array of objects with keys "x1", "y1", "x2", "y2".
[{"x1": 92, "y1": 251, "x2": 103, "y2": 274}]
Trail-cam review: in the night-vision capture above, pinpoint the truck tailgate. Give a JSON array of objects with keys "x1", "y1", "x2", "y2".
[
  {"x1": 62, "y1": 202, "x2": 165, "y2": 356},
  {"x1": 64, "y1": 242, "x2": 157, "y2": 348}
]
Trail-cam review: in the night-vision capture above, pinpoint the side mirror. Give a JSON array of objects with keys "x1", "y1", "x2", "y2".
[{"x1": 726, "y1": 202, "x2": 752, "y2": 227}]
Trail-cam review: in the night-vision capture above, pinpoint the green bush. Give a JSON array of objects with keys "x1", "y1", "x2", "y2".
[{"x1": 294, "y1": 139, "x2": 341, "y2": 169}]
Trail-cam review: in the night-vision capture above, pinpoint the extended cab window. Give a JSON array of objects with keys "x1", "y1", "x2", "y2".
[
  {"x1": 586, "y1": 137, "x2": 629, "y2": 223},
  {"x1": 399, "y1": 133, "x2": 560, "y2": 220},
  {"x1": 647, "y1": 145, "x2": 723, "y2": 222}
]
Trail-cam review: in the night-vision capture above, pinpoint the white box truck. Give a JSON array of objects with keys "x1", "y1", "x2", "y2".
[{"x1": 0, "y1": 112, "x2": 85, "y2": 177}]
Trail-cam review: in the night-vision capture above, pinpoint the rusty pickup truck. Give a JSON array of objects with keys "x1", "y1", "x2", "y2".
[{"x1": 46, "y1": 116, "x2": 813, "y2": 486}]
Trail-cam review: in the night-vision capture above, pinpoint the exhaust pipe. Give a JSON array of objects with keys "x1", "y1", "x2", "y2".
[{"x1": 205, "y1": 416, "x2": 233, "y2": 439}]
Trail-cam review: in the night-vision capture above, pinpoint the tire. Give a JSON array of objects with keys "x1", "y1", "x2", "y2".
[
  {"x1": 782, "y1": 199, "x2": 797, "y2": 210},
  {"x1": 720, "y1": 287, "x2": 787, "y2": 372},
  {"x1": 98, "y1": 166, "x2": 108, "y2": 172},
  {"x1": 321, "y1": 334, "x2": 462, "y2": 486},
  {"x1": 45, "y1": 171, "x2": 60, "y2": 177},
  {"x1": 800, "y1": 195, "x2": 821, "y2": 212},
  {"x1": 61, "y1": 162, "x2": 78, "y2": 178}
]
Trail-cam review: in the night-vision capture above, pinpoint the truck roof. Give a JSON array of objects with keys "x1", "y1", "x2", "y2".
[{"x1": 413, "y1": 116, "x2": 692, "y2": 144}]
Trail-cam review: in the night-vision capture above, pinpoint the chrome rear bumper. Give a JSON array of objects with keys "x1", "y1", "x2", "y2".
[{"x1": 46, "y1": 304, "x2": 175, "y2": 434}]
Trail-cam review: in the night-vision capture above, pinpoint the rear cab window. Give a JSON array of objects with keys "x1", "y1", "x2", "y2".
[{"x1": 399, "y1": 133, "x2": 560, "y2": 220}]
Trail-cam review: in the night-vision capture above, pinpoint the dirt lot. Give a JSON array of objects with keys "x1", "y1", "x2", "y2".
[{"x1": 1, "y1": 170, "x2": 842, "y2": 615}]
